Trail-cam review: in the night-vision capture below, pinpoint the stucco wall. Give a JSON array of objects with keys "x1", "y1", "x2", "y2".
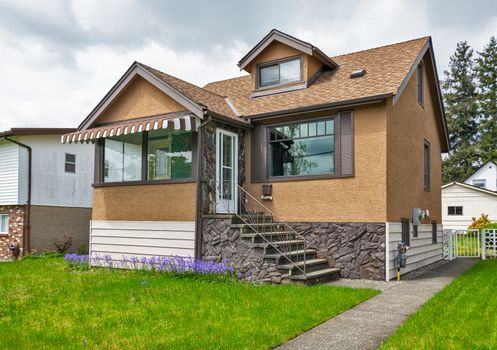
[
  {"x1": 386, "y1": 56, "x2": 443, "y2": 223},
  {"x1": 30, "y1": 205, "x2": 92, "y2": 253},
  {"x1": 92, "y1": 183, "x2": 197, "y2": 221},
  {"x1": 96, "y1": 76, "x2": 186, "y2": 125},
  {"x1": 245, "y1": 103, "x2": 388, "y2": 222}
]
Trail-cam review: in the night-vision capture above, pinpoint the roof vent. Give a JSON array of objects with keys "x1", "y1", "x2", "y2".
[{"x1": 350, "y1": 69, "x2": 366, "y2": 79}]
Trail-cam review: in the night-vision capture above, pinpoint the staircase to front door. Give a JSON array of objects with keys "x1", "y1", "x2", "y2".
[{"x1": 216, "y1": 183, "x2": 340, "y2": 285}]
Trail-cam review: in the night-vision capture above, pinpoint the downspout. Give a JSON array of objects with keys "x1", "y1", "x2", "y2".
[
  {"x1": 194, "y1": 114, "x2": 212, "y2": 259},
  {"x1": 2, "y1": 136, "x2": 32, "y2": 255}
]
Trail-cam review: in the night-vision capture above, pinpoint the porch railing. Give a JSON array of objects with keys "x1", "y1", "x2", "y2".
[{"x1": 215, "y1": 181, "x2": 307, "y2": 276}]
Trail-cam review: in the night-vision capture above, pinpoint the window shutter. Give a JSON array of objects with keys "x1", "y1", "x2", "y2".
[
  {"x1": 251, "y1": 124, "x2": 265, "y2": 183},
  {"x1": 340, "y1": 112, "x2": 354, "y2": 176}
]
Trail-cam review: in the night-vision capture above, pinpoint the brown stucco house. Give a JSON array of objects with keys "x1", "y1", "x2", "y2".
[{"x1": 63, "y1": 29, "x2": 449, "y2": 282}]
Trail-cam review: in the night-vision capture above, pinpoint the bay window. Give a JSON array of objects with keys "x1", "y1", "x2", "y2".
[{"x1": 104, "y1": 133, "x2": 143, "y2": 182}]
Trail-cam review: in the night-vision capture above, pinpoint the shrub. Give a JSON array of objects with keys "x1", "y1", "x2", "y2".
[
  {"x1": 53, "y1": 236, "x2": 73, "y2": 253},
  {"x1": 483, "y1": 223, "x2": 497, "y2": 229},
  {"x1": 468, "y1": 214, "x2": 491, "y2": 229}
]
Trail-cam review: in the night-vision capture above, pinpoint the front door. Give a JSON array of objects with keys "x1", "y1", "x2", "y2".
[{"x1": 216, "y1": 129, "x2": 238, "y2": 213}]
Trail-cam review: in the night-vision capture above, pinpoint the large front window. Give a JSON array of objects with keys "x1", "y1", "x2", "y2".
[
  {"x1": 103, "y1": 129, "x2": 193, "y2": 183},
  {"x1": 104, "y1": 133, "x2": 142, "y2": 182},
  {"x1": 147, "y1": 129, "x2": 193, "y2": 181},
  {"x1": 268, "y1": 119, "x2": 335, "y2": 177}
]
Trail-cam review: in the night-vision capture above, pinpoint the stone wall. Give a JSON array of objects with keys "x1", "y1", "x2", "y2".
[
  {"x1": 0, "y1": 205, "x2": 25, "y2": 260},
  {"x1": 201, "y1": 217, "x2": 281, "y2": 283},
  {"x1": 290, "y1": 222, "x2": 386, "y2": 280}
]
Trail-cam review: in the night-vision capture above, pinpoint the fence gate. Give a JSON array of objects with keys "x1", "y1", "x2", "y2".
[
  {"x1": 482, "y1": 229, "x2": 497, "y2": 259},
  {"x1": 444, "y1": 229, "x2": 497, "y2": 260}
]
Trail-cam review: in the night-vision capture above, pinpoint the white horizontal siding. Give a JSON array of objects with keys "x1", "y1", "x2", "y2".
[
  {"x1": 387, "y1": 222, "x2": 443, "y2": 280},
  {"x1": 0, "y1": 142, "x2": 19, "y2": 205},
  {"x1": 90, "y1": 220, "x2": 195, "y2": 263},
  {"x1": 442, "y1": 184, "x2": 497, "y2": 230}
]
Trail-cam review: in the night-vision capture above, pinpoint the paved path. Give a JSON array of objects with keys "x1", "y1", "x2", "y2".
[{"x1": 277, "y1": 258, "x2": 479, "y2": 350}]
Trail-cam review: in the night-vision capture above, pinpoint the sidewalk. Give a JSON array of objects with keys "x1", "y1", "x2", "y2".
[{"x1": 276, "y1": 258, "x2": 479, "y2": 350}]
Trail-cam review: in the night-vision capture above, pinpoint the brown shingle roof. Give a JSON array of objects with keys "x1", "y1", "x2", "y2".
[
  {"x1": 204, "y1": 37, "x2": 430, "y2": 117},
  {"x1": 138, "y1": 63, "x2": 245, "y2": 123}
]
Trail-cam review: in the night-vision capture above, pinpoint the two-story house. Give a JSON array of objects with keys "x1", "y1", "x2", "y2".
[
  {"x1": 0, "y1": 128, "x2": 94, "y2": 259},
  {"x1": 63, "y1": 30, "x2": 449, "y2": 282}
]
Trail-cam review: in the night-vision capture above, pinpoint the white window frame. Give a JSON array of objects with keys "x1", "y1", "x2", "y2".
[{"x1": 0, "y1": 214, "x2": 9, "y2": 234}]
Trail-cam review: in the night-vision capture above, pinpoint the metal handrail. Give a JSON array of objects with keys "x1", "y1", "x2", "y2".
[{"x1": 215, "y1": 181, "x2": 306, "y2": 276}]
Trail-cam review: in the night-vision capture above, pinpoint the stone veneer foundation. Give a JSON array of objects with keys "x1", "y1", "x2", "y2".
[
  {"x1": 290, "y1": 222, "x2": 386, "y2": 280},
  {"x1": 0, "y1": 205, "x2": 25, "y2": 260},
  {"x1": 201, "y1": 217, "x2": 386, "y2": 282}
]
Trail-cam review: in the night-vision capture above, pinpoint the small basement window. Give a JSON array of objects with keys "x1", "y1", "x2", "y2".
[
  {"x1": 258, "y1": 57, "x2": 301, "y2": 88},
  {"x1": 65, "y1": 153, "x2": 76, "y2": 173},
  {"x1": 0, "y1": 214, "x2": 9, "y2": 234},
  {"x1": 448, "y1": 206, "x2": 463, "y2": 216}
]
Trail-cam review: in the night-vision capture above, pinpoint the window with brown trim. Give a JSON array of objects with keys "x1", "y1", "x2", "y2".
[
  {"x1": 268, "y1": 118, "x2": 335, "y2": 177},
  {"x1": 258, "y1": 57, "x2": 302, "y2": 88},
  {"x1": 424, "y1": 140, "x2": 430, "y2": 191},
  {"x1": 417, "y1": 63, "x2": 424, "y2": 106},
  {"x1": 100, "y1": 130, "x2": 194, "y2": 184}
]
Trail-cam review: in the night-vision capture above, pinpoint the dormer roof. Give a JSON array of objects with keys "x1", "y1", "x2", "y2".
[{"x1": 237, "y1": 29, "x2": 338, "y2": 71}]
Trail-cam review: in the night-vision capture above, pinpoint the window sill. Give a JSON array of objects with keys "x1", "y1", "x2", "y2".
[
  {"x1": 0, "y1": 233, "x2": 8, "y2": 237},
  {"x1": 251, "y1": 81, "x2": 307, "y2": 98},
  {"x1": 252, "y1": 173, "x2": 354, "y2": 183},
  {"x1": 93, "y1": 178, "x2": 196, "y2": 187}
]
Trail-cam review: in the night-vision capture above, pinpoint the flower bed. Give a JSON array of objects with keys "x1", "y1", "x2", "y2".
[{"x1": 64, "y1": 254, "x2": 237, "y2": 277}]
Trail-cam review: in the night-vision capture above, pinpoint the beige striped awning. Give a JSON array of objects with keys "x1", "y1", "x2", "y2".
[{"x1": 61, "y1": 114, "x2": 198, "y2": 144}]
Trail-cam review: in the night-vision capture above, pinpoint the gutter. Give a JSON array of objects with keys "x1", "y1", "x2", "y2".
[
  {"x1": 247, "y1": 93, "x2": 393, "y2": 121},
  {"x1": 2, "y1": 136, "x2": 32, "y2": 254},
  {"x1": 194, "y1": 114, "x2": 213, "y2": 259}
]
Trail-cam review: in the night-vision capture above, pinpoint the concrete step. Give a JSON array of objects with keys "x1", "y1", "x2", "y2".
[
  {"x1": 278, "y1": 258, "x2": 330, "y2": 275},
  {"x1": 265, "y1": 249, "x2": 317, "y2": 264},
  {"x1": 290, "y1": 267, "x2": 341, "y2": 285},
  {"x1": 253, "y1": 240, "x2": 305, "y2": 254},
  {"x1": 241, "y1": 231, "x2": 296, "y2": 243}
]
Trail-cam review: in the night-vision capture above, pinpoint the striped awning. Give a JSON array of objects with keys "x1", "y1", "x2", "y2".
[{"x1": 61, "y1": 114, "x2": 198, "y2": 144}]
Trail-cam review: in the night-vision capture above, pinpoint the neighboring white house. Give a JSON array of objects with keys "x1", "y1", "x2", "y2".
[
  {"x1": 464, "y1": 161, "x2": 497, "y2": 191},
  {"x1": 0, "y1": 128, "x2": 94, "y2": 259},
  {"x1": 442, "y1": 182, "x2": 497, "y2": 230}
]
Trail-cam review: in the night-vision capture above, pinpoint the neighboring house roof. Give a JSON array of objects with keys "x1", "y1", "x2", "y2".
[
  {"x1": 205, "y1": 36, "x2": 430, "y2": 117},
  {"x1": 237, "y1": 28, "x2": 338, "y2": 70},
  {"x1": 442, "y1": 181, "x2": 497, "y2": 197},
  {"x1": 0, "y1": 128, "x2": 76, "y2": 138},
  {"x1": 463, "y1": 160, "x2": 497, "y2": 181}
]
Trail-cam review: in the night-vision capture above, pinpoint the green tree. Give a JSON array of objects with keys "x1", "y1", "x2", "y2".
[
  {"x1": 476, "y1": 36, "x2": 497, "y2": 164},
  {"x1": 441, "y1": 41, "x2": 479, "y2": 183}
]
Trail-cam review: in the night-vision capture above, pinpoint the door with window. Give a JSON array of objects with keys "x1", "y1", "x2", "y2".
[{"x1": 216, "y1": 129, "x2": 238, "y2": 213}]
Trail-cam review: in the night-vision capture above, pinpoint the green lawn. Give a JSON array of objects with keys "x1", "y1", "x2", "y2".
[
  {"x1": 380, "y1": 260, "x2": 497, "y2": 349},
  {"x1": 0, "y1": 256, "x2": 377, "y2": 350}
]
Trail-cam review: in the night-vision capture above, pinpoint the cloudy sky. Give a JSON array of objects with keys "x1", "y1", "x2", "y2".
[{"x1": 0, "y1": 0, "x2": 496, "y2": 131}]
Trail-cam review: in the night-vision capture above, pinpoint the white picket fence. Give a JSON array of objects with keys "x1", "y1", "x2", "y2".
[{"x1": 443, "y1": 228, "x2": 497, "y2": 260}]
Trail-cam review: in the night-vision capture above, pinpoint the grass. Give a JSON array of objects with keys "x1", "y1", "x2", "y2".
[
  {"x1": 380, "y1": 259, "x2": 497, "y2": 349},
  {"x1": 0, "y1": 256, "x2": 378, "y2": 350}
]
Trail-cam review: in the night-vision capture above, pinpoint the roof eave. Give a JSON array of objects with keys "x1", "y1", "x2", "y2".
[{"x1": 247, "y1": 93, "x2": 392, "y2": 121}]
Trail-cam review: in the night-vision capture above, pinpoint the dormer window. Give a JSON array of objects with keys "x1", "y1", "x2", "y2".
[{"x1": 258, "y1": 57, "x2": 302, "y2": 88}]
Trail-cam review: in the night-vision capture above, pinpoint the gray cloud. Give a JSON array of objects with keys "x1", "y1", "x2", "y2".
[{"x1": 0, "y1": 0, "x2": 495, "y2": 131}]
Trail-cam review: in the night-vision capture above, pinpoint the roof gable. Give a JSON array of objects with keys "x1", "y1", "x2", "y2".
[
  {"x1": 238, "y1": 29, "x2": 338, "y2": 71},
  {"x1": 442, "y1": 181, "x2": 497, "y2": 197}
]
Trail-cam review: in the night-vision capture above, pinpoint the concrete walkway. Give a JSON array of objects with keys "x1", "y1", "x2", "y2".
[{"x1": 277, "y1": 258, "x2": 479, "y2": 350}]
